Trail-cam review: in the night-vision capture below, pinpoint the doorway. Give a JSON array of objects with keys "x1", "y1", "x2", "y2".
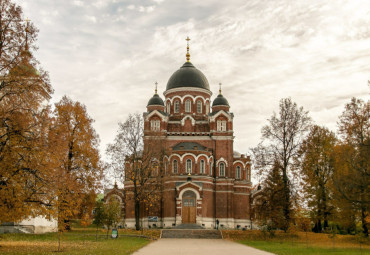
[{"x1": 182, "y1": 190, "x2": 196, "y2": 223}]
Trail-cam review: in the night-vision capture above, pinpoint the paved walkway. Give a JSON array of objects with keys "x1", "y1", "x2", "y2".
[{"x1": 133, "y1": 239, "x2": 274, "y2": 255}]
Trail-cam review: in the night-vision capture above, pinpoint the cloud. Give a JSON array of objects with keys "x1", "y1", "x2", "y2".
[{"x1": 16, "y1": 0, "x2": 370, "y2": 162}]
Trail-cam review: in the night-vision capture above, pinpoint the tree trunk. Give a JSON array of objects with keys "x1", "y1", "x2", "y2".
[
  {"x1": 361, "y1": 206, "x2": 368, "y2": 237},
  {"x1": 135, "y1": 200, "x2": 140, "y2": 231},
  {"x1": 282, "y1": 167, "x2": 290, "y2": 231}
]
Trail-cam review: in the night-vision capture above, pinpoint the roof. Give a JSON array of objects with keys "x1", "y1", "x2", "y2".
[
  {"x1": 147, "y1": 93, "x2": 164, "y2": 106},
  {"x1": 212, "y1": 94, "x2": 229, "y2": 107},
  {"x1": 166, "y1": 62, "x2": 210, "y2": 91},
  {"x1": 172, "y1": 142, "x2": 207, "y2": 151}
]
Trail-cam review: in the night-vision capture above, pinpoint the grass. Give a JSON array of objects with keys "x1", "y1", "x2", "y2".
[
  {"x1": 223, "y1": 230, "x2": 370, "y2": 255},
  {"x1": 0, "y1": 228, "x2": 160, "y2": 255}
]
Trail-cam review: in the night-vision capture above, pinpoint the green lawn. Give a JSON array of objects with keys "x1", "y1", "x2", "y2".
[
  {"x1": 238, "y1": 240, "x2": 370, "y2": 255},
  {"x1": 0, "y1": 230, "x2": 151, "y2": 255}
]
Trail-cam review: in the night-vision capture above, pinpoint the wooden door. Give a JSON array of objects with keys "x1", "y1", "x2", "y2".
[{"x1": 182, "y1": 197, "x2": 196, "y2": 223}]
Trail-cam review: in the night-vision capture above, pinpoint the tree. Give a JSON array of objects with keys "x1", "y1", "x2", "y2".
[
  {"x1": 299, "y1": 125, "x2": 336, "y2": 232},
  {"x1": 107, "y1": 113, "x2": 165, "y2": 230},
  {"x1": 253, "y1": 161, "x2": 286, "y2": 229},
  {"x1": 0, "y1": 0, "x2": 53, "y2": 223},
  {"x1": 104, "y1": 198, "x2": 121, "y2": 238},
  {"x1": 93, "y1": 199, "x2": 105, "y2": 241},
  {"x1": 252, "y1": 98, "x2": 311, "y2": 231},
  {"x1": 333, "y1": 98, "x2": 369, "y2": 236},
  {"x1": 48, "y1": 96, "x2": 102, "y2": 232}
]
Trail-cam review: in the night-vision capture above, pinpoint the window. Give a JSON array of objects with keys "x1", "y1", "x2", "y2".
[
  {"x1": 165, "y1": 161, "x2": 168, "y2": 175},
  {"x1": 210, "y1": 163, "x2": 212, "y2": 176},
  {"x1": 173, "y1": 160, "x2": 178, "y2": 173},
  {"x1": 206, "y1": 103, "x2": 209, "y2": 114},
  {"x1": 185, "y1": 100, "x2": 191, "y2": 113},
  {"x1": 186, "y1": 159, "x2": 192, "y2": 173},
  {"x1": 150, "y1": 120, "x2": 160, "y2": 131},
  {"x1": 217, "y1": 120, "x2": 227, "y2": 131},
  {"x1": 174, "y1": 100, "x2": 179, "y2": 113},
  {"x1": 167, "y1": 103, "x2": 170, "y2": 113},
  {"x1": 200, "y1": 160, "x2": 205, "y2": 174},
  {"x1": 246, "y1": 167, "x2": 250, "y2": 181},
  {"x1": 197, "y1": 101, "x2": 202, "y2": 113},
  {"x1": 236, "y1": 166, "x2": 241, "y2": 180},
  {"x1": 219, "y1": 162, "x2": 225, "y2": 177}
]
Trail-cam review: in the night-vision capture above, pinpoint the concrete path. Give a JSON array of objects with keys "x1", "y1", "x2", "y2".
[{"x1": 133, "y1": 238, "x2": 274, "y2": 255}]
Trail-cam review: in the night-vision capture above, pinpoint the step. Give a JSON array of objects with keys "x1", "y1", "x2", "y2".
[{"x1": 161, "y1": 229, "x2": 222, "y2": 239}]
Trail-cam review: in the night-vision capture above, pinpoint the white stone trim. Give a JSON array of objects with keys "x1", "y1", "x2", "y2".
[
  {"x1": 144, "y1": 110, "x2": 168, "y2": 122},
  {"x1": 233, "y1": 160, "x2": 246, "y2": 169},
  {"x1": 209, "y1": 110, "x2": 233, "y2": 122},
  {"x1": 181, "y1": 115, "x2": 196, "y2": 126},
  {"x1": 216, "y1": 157, "x2": 228, "y2": 167},
  {"x1": 177, "y1": 186, "x2": 202, "y2": 199},
  {"x1": 164, "y1": 87, "x2": 212, "y2": 97}
]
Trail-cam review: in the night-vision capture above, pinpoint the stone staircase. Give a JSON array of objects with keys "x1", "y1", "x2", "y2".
[{"x1": 161, "y1": 229, "x2": 222, "y2": 239}]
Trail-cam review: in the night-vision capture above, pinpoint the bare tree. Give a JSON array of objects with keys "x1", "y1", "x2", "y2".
[
  {"x1": 252, "y1": 98, "x2": 311, "y2": 231},
  {"x1": 107, "y1": 113, "x2": 165, "y2": 230}
]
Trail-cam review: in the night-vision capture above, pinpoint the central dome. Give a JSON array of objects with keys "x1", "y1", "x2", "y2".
[{"x1": 166, "y1": 62, "x2": 210, "y2": 91}]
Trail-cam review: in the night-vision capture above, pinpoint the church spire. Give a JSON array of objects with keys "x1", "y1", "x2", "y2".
[{"x1": 186, "y1": 36, "x2": 190, "y2": 62}]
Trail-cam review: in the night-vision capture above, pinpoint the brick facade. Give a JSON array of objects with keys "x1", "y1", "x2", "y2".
[{"x1": 107, "y1": 59, "x2": 252, "y2": 229}]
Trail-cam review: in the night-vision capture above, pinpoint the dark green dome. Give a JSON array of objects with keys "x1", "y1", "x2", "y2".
[
  {"x1": 166, "y1": 62, "x2": 210, "y2": 91},
  {"x1": 147, "y1": 94, "x2": 164, "y2": 106},
  {"x1": 212, "y1": 94, "x2": 229, "y2": 107}
]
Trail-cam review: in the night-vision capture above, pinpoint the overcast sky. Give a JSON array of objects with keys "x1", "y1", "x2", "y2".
[{"x1": 18, "y1": 0, "x2": 369, "y2": 162}]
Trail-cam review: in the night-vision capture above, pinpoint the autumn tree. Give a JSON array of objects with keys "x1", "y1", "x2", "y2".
[
  {"x1": 48, "y1": 96, "x2": 102, "y2": 232},
  {"x1": 333, "y1": 98, "x2": 369, "y2": 236},
  {"x1": 107, "y1": 113, "x2": 165, "y2": 230},
  {"x1": 0, "y1": 0, "x2": 53, "y2": 223},
  {"x1": 252, "y1": 98, "x2": 311, "y2": 231},
  {"x1": 299, "y1": 125, "x2": 336, "y2": 232}
]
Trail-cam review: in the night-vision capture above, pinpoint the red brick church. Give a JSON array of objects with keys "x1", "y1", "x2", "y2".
[{"x1": 105, "y1": 40, "x2": 252, "y2": 229}]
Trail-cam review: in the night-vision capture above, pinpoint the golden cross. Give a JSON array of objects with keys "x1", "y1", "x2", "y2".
[
  {"x1": 155, "y1": 81, "x2": 158, "y2": 94},
  {"x1": 186, "y1": 36, "x2": 191, "y2": 62},
  {"x1": 219, "y1": 83, "x2": 222, "y2": 94}
]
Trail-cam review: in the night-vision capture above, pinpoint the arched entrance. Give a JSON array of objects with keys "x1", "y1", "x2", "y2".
[{"x1": 182, "y1": 190, "x2": 196, "y2": 223}]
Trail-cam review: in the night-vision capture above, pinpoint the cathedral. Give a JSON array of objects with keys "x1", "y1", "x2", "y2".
[{"x1": 105, "y1": 39, "x2": 252, "y2": 229}]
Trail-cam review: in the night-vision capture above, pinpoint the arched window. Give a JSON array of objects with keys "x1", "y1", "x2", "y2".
[
  {"x1": 197, "y1": 101, "x2": 202, "y2": 113},
  {"x1": 210, "y1": 163, "x2": 212, "y2": 176},
  {"x1": 236, "y1": 166, "x2": 241, "y2": 180},
  {"x1": 165, "y1": 161, "x2": 168, "y2": 175},
  {"x1": 185, "y1": 100, "x2": 191, "y2": 113},
  {"x1": 186, "y1": 159, "x2": 192, "y2": 173},
  {"x1": 167, "y1": 103, "x2": 170, "y2": 113},
  {"x1": 206, "y1": 102, "x2": 209, "y2": 114},
  {"x1": 174, "y1": 101, "x2": 179, "y2": 113},
  {"x1": 246, "y1": 167, "x2": 250, "y2": 181},
  {"x1": 219, "y1": 163, "x2": 225, "y2": 177},
  {"x1": 200, "y1": 160, "x2": 205, "y2": 174},
  {"x1": 173, "y1": 160, "x2": 178, "y2": 173}
]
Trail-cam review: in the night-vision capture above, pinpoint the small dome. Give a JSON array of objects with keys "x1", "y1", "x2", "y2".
[
  {"x1": 166, "y1": 62, "x2": 210, "y2": 91},
  {"x1": 147, "y1": 94, "x2": 164, "y2": 106},
  {"x1": 212, "y1": 94, "x2": 229, "y2": 107}
]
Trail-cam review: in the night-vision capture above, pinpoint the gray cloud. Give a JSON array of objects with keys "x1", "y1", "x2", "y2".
[{"x1": 17, "y1": 0, "x2": 370, "y2": 161}]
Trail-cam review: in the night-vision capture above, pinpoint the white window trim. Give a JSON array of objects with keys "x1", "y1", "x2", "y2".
[
  {"x1": 167, "y1": 103, "x2": 170, "y2": 113},
  {"x1": 150, "y1": 120, "x2": 160, "y2": 131},
  {"x1": 236, "y1": 166, "x2": 241, "y2": 179},
  {"x1": 186, "y1": 159, "x2": 192, "y2": 173},
  {"x1": 173, "y1": 160, "x2": 178, "y2": 173},
  {"x1": 217, "y1": 120, "x2": 227, "y2": 131},
  {"x1": 197, "y1": 101, "x2": 202, "y2": 113},
  {"x1": 219, "y1": 163, "x2": 225, "y2": 177},
  {"x1": 174, "y1": 101, "x2": 179, "y2": 113},
  {"x1": 200, "y1": 160, "x2": 205, "y2": 174},
  {"x1": 185, "y1": 100, "x2": 191, "y2": 113}
]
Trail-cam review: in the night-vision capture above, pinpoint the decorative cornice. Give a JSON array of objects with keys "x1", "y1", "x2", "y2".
[{"x1": 164, "y1": 87, "x2": 212, "y2": 97}]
